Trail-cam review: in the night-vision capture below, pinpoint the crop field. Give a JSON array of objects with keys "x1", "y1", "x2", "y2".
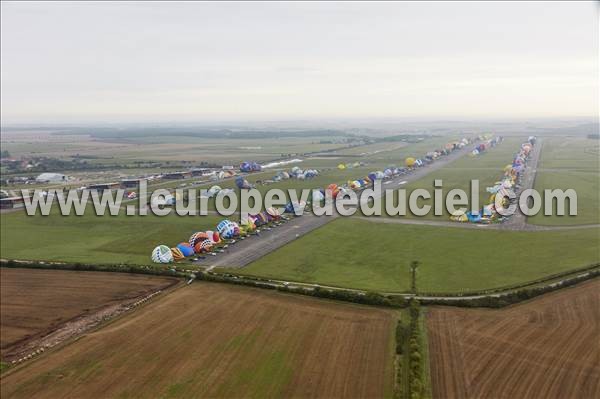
[
  {"x1": 0, "y1": 130, "x2": 349, "y2": 165},
  {"x1": 238, "y1": 218, "x2": 600, "y2": 293},
  {"x1": 0, "y1": 283, "x2": 396, "y2": 399},
  {"x1": 0, "y1": 206, "x2": 221, "y2": 264},
  {"x1": 0, "y1": 268, "x2": 178, "y2": 361},
  {"x1": 427, "y1": 279, "x2": 600, "y2": 399}
]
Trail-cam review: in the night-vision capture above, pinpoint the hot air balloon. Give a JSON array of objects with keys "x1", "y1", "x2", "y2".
[
  {"x1": 208, "y1": 185, "x2": 222, "y2": 197},
  {"x1": 189, "y1": 232, "x2": 210, "y2": 248},
  {"x1": 266, "y1": 207, "x2": 281, "y2": 219},
  {"x1": 405, "y1": 157, "x2": 416, "y2": 167},
  {"x1": 217, "y1": 219, "x2": 239, "y2": 239},
  {"x1": 312, "y1": 190, "x2": 325, "y2": 202},
  {"x1": 285, "y1": 201, "x2": 306, "y2": 214},
  {"x1": 151, "y1": 245, "x2": 174, "y2": 263},
  {"x1": 176, "y1": 242, "x2": 195, "y2": 257},
  {"x1": 171, "y1": 247, "x2": 185, "y2": 261},
  {"x1": 195, "y1": 239, "x2": 213, "y2": 253},
  {"x1": 326, "y1": 183, "x2": 340, "y2": 198},
  {"x1": 235, "y1": 176, "x2": 251, "y2": 189},
  {"x1": 240, "y1": 162, "x2": 252, "y2": 172},
  {"x1": 203, "y1": 231, "x2": 220, "y2": 244}
]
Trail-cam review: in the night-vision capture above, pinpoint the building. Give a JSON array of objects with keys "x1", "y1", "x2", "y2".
[
  {"x1": 85, "y1": 182, "x2": 121, "y2": 191},
  {"x1": 190, "y1": 168, "x2": 211, "y2": 177},
  {"x1": 35, "y1": 172, "x2": 67, "y2": 183},
  {"x1": 121, "y1": 178, "x2": 146, "y2": 188},
  {"x1": 161, "y1": 171, "x2": 192, "y2": 180},
  {"x1": 0, "y1": 196, "x2": 27, "y2": 209}
]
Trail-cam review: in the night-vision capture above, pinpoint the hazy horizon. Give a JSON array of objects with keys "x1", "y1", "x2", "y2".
[{"x1": 1, "y1": 2, "x2": 598, "y2": 124}]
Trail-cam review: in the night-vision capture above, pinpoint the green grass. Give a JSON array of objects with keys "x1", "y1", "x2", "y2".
[
  {"x1": 0, "y1": 361, "x2": 9, "y2": 374},
  {"x1": 419, "y1": 309, "x2": 433, "y2": 399},
  {"x1": 529, "y1": 171, "x2": 600, "y2": 225},
  {"x1": 236, "y1": 218, "x2": 600, "y2": 293},
  {"x1": 537, "y1": 136, "x2": 599, "y2": 171},
  {"x1": 361, "y1": 136, "x2": 526, "y2": 220},
  {"x1": 0, "y1": 206, "x2": 221, "y2": 264}
]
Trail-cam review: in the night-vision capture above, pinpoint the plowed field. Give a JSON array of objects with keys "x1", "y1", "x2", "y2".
[
  {"x1": 427, "y1": 279, "x2": 600, "y2": 399},
  {"x1": 1, "y1": 282, "x2": 396, "y2": 398},
  {"x1": 0, "y1": 268, "x2": 178, "y2": 360}
]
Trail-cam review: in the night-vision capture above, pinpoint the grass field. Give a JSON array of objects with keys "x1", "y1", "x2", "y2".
[
  {"x1": 237, "y1": 218, "x2": 600, "y2": 293},
  {"x1": 0, "y1": 206, "x2": 222, "y2": 264},
  {"x1": 529, "y1": 171, "x2": 600, "y2": 225},
  {"x1": 427, "y1": 279, "x2": 600, "y2": 399},
  {"x1": 360, "y1": 136, "x2": 527, "y2": 220},
  {"x1": 0, "y1": 131, "x2": 349, "y2": 164},
  {"x1": 537, "y1": 136, "x2": 599, "y2": 171},
  {"x1": 0, "y1": 283, "x2": 397, "y2": 399},
  {"x1": 0, "y1": 268, "x2": 177, "y2": 361},
  {"x1": 529, "y1": 137, "x2": 600, "y2": 225}
]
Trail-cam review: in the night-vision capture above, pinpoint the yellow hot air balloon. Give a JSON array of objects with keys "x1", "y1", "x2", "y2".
[{"x1": 405, "y1": 157, "x2": 416, "y2": 167}]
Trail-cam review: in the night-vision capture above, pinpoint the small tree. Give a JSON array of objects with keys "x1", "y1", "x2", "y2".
[{"x1": 410, "y1": 261, "x2": 420, "y2": 294}]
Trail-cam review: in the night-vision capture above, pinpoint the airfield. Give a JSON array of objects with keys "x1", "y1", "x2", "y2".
[{"x1": 1, "y1": 127, "x2": 599, "y2": 398}]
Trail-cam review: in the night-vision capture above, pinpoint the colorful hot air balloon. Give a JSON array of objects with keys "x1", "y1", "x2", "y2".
[
  {"x1": 266, "y1": 207, "x2": 280, "y2": 219},
  {"x1": 217, "y1": 219, "x2": 239, "y2": 239},
  {"x1": 151, "y1": 245, "x2": 174, "y2": 264},
  {"x1": 171, "y1": 247, "x2": 185, "y2": 261},
  {"x1": 235, "y1": 176, "x2": 251, "y2": 189},
  {"x1": 405, "y1": 157, "x2": 416, "y2": 167},
  {"x1": 196, "y1": 239, "x2": 213, "y2": 253},
  {"x1": 240, "y1": 162, "x2": 252, "y2": 172},
  {"x1": 208, "y1": 185, "x2": 222, "y2": 197},
  {"x1": 326, "y1": 183, "x2": 340, "y2": 198},
  {"x1": 176, "y1": 242, "x2": 195, "y2": 257},
  {"x1": 189, "y1": 232, "x2": 210, "y2": 248}
]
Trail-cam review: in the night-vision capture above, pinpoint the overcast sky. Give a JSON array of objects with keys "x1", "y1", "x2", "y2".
[{"x1": 1, "y1": 1, "x2": 598, "y2": 124}]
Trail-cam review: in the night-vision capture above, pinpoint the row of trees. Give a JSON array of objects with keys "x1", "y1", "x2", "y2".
[
  {"x1": 394, "y1": 299, "x2": 427, "y2": 399},
  {"x1": 420, "y1": 268, "x2": 600, "y2": 308}
]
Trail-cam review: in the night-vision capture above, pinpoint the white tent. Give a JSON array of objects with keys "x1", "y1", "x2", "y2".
[{"x1": 35, "y1": 173, "x2": 67, "y2": 183}]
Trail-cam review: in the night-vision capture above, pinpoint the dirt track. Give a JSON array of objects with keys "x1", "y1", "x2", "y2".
[
  {"x1": 427, "y1": 279, "x2": 600, "y2": 399},
  {"x1": 1, "y1": 283, "x2": 396, "y2": 398},
  {"x1": 0, "y1": 268, "x2": 178, "y2": 361}
]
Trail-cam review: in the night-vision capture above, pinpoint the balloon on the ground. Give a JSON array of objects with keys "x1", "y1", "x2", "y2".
[
  {"x1": 151, "y1": 245, "x2": 173, "y2": 263},
  {"x1": 312, "y1": 190, "x2": 325, "y2": 202},
  {"x1": 194, "y1": 239, "x2": 213, "y2": 253},
  {"x1": 235, "y1": 176, "x2": 251, "y2": 189},
  {"x1": 208, "y1": 185, "x2": 222, "y2": 197},
  {"x1": 217, "y1": 219, "x2": 239, "y2": 239},
  {"x1": 176, "y1": 242, "x2": 195, "y2": 257},
  {"x1": 189, "y1": 232, "x2": 210, "y2": 248},
  {"x1": 170, "y1": 247, "x2": 185, "y2": 261},
  {"x1": 266, "y1": 207, "x2": 281, "y2": 218}
]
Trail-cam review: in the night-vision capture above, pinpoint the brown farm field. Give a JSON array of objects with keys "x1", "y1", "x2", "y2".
[
  {"x1": 0, "y1": 268, "x2": 178, "y2": 361},
  {"x1": 0, "y1": 282, "x2": 397, "y2": 399},
  {"x1": 427, "y1": 279, "x2": 600, "y2": 399}
]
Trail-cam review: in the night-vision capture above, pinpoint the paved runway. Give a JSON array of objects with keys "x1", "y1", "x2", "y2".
[{"x1": 195, "y1": 144, "x2": 477, "y2": 269}]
